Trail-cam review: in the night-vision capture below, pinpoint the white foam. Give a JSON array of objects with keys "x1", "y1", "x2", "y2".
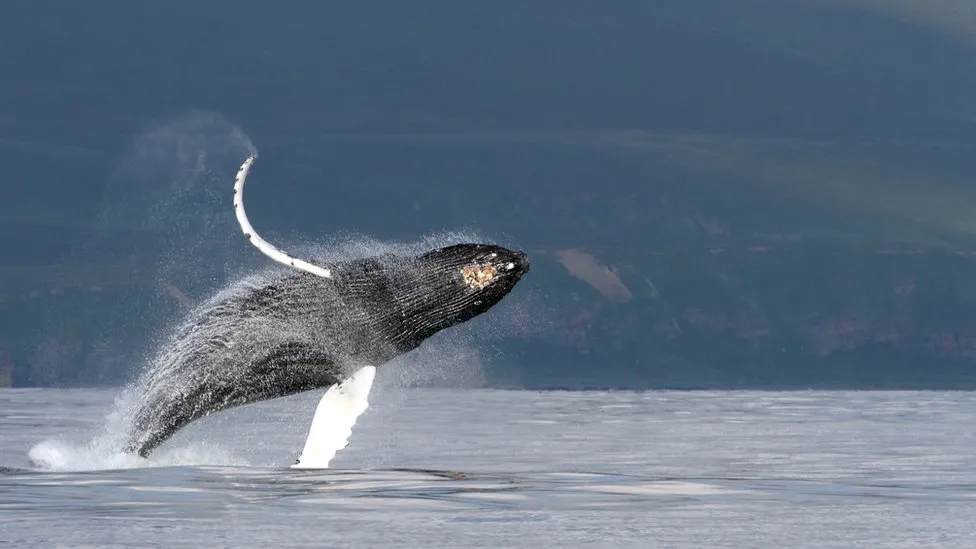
[{"x1": 27, "y1": 437, "x2": 245, "y2": 473}]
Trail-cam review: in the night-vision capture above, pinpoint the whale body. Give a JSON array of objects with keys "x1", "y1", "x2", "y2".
[{"x1": 122, "y1": 155, "x2": 530, "y2": 458}]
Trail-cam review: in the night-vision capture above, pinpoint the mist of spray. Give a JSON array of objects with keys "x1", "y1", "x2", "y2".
[{"x1": 92, "y1": 111, "x2": 258, "y2": 292}]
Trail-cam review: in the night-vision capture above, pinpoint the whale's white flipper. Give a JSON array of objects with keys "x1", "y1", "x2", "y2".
[
  {"x1": 291, "y1": 366, "x2": 376, "y2": 469},
  {"x1": 233, "y1": 155, "x2": 332, "y2": 278}
]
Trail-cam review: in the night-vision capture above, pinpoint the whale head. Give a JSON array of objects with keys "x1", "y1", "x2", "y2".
[
  {"x1": 430, "y1": 243, "x2": 530, "y2": 310},
  {"x1": 390, "y1": 243, "x2": 530, "y2": 345}
]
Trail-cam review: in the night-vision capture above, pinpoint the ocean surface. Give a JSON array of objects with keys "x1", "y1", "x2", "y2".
[{"x1": 1, "y1": 385, "x2": 975, "y2": 548}]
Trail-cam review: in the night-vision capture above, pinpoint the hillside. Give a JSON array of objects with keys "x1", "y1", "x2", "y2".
[{"x1": 4, "y1": 1, "x2": 976, "y2": 388}]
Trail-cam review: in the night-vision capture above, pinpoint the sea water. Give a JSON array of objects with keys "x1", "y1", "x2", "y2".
[{"x1": 2, "y1": 386, "x2": 975, "y2": 548}]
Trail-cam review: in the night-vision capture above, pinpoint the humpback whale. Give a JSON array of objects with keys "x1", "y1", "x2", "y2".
[{"x1": 122, "y1": 155, "x2": 530, "y2": 458}]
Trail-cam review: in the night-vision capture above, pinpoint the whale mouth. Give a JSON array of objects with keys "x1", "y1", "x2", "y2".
[
  {"x1": 511, "y1": 250, "x2": 530, "y2": 273},
  {"x1": 501, "y1": 250, "x2": 531, "y2": 279}
]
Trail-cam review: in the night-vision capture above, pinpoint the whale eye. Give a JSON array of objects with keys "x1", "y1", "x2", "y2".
[
  {"x1": 488, "y1": 252, "x2": 497, "y2": 259},
  {"x1": 504, "y1": 262, "x2": 515, "y2": 271}
]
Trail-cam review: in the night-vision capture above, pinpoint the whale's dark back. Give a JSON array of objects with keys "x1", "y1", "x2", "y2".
[{"x1": 123, "y1": 243, "x2": 530, "y2": 457}]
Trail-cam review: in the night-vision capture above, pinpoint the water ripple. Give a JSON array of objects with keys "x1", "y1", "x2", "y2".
[{"x1": 3, "y1": 388, "x2": 976, "y2": 547}]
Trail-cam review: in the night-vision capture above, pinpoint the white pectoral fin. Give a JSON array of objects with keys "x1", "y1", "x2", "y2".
[
  {"x1": 233, "y1": 155, "x2": 332, "y2": 278},
  {"x1": 291, "y1": 366, "x2": 377, "y2": 470}
]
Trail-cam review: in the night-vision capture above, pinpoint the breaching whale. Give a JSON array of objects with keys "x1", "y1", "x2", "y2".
[{"x1": 121, "y1": 155, "x2": 530, "y2": 459}]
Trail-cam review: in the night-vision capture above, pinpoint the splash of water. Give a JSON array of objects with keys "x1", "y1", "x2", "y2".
[{"x1": 28, "y1": 385, "x2": 247, "y2": 471}]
